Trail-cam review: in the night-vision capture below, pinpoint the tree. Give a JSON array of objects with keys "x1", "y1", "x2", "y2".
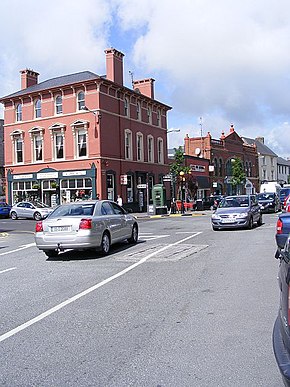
[
  {"x1": 230, "y1": 157, "x2": 246, "y2": 194},
  {"x1": 170, "y1": 147, "x2": 191, "y2": 200}
]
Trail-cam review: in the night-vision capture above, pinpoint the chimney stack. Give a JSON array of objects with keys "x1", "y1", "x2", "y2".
[
  {"x1": 230, "y1": 124, "x2": 235, "y2": 133},
  {"x1": 133, "y1": 78, "x2": 155, "y2": 99},
  {"x1": 255, "y1": 136, "x2": 264, "y2": 144},
  {"x1": 20, "y1": 69, "x2": 39, "y2": 89},
  {"x1": 104, "y1": 48, "x2": 124, "y2": 86}
]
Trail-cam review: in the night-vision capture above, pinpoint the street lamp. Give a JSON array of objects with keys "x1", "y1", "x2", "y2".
[
  {"x1": 81, "y1": 106, "x2": 102, "y2": 132},
  {"x1": 179, "y1": 170, "x2": 185, "y2": 213}
]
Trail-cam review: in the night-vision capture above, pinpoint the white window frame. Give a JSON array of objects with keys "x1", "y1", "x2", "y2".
[
  {"x1": 147, "y1": 105, "x2": 152, "y2": 124},
  {"x1": 136, "y1": 132, "x2": 144, "y2": 162},
  {"x1": 77, "y1": 91, "x2": 85, "y2": 111},
  {"x1": 157, "y1": 137, "x2": 164, "y2": 164},
  {"x1": 10, "y1": 130, "x2": 24, "y2": 164},
  {"x1": 124, "y1": 97, "x2": 129, "y2": 117},
  {"x1": 71, "y1": 120, "x2": 89, "y2": 159},
  {"x1": 49, "y1": 123, "x2": 66, "y2": 161},
  {"x1": 29, "y1": 127, "x2": 44, "y2": 162},
  {"x1": 136, "y1": 101, "x2": 141, "y2": 121},
  {"x1": 147, "y1": 135, "x2": 154, "y2": 163},
  {"x1": 35, "y1": 98, "x2": 41, "y2": 118},
  {"x1": 156, "y1": 109, "x2": 161, "y2": 127},
  {"x1": 55, "y1": 95, "x2": 63, "y2": 114},
  {"x1": 16, "y1": 103, "x2": 22, "y2": 122},
  {"x1": 125, "y1": 129, "x2": 132, "y2": 160}
]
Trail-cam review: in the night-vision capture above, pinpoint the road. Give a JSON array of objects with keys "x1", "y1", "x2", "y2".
[{"x1": 0, "y1": 213, "x2": 282, "y2": 386}]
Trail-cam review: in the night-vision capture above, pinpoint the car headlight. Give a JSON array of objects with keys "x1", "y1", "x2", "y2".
[
  {"x1": 212, "y1": 214, "x2": 221, "y2": 220},
  {"x1": 236, "y1": 212, "x2": 248, "y2": 218}
]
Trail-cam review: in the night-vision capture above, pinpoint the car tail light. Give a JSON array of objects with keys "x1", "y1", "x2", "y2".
[
  {"x1": 35, "y1": 221, "x2": 43, "y2": 232},
  {"x1": 276, "y1": 218, "x2": 283, "y2": 234},
  {"x1": 79, "y1": 218, "x2": 92, "y2": 229},
  {"x1": 287, "y1": 205, "x2": 290, "y2": 213}
]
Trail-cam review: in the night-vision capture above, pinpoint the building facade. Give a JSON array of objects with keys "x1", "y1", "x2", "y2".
[
  {"x1": 0, "y1": 119, "x2": 4, "y2": 197},
  {"x1": 242, "y1": 136, "x2": 278, "y2": 189},
  {"x1": 184, "y1": 125, "x2": 259, "y2": 195},
  {"x1": 0, "y1": 48, "x2": 171, "y2": 211},
  {"x1": 277, "y1": 157, "x2": 290, "y2": 185}
]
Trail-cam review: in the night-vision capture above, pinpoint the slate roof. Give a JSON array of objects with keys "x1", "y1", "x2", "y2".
[
  {"x1": 242, "y1": 136, "x2": 277, "y2": 157},
  {"x1": 1, "y1": 71, "x2": 100, "y2": 100},
  {"x1": 277, "y1": 156, "x2": 290, "y2": 166}
]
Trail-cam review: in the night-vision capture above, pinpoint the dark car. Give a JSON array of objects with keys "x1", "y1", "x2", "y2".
[
  {"x1": 275, "y1": 213, "x2": 290, "y2": 258},
  {"x1": 197, "y1": 195, "x2": 224, "y2": 211},
  {"x1": 211, "y1": 195, "x2": 262, "y2": 230},
  {"x1": 0, "y1": 202, "x2": 12, "y2": 218},
  {"x1": 273, "y1": 235, "x2": 290, "y2": 386},
  {"x1": 256, "y1": 192, "x2": 280, "y2": 213}
]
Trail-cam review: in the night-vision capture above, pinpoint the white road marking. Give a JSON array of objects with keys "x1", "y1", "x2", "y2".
[
  {"x1": 139, "y1": 234, "x2": 170, "y2": 240},
  {"x1": 0, "y1": 243, "x2": 35, "y2": 256},
  {"x1": 0, "y1": 232, "x2": 201, "y2": 343},
  {"x1": 0, "y1": 267, "x2": 16, "y2": 275}
]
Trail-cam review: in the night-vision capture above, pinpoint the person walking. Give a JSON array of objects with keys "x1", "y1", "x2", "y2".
[{"x1": 117, "y1": 195, "x2": 123, "y2": 206}]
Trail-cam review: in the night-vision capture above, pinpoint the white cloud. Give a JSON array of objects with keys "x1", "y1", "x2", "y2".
[{"x1": 1, "y1": 0, "x2": 290, "y2": 158}]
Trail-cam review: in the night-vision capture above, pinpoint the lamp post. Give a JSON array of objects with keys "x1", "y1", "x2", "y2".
[{"x1": 179, "y1": 170, "x2": 185, "y2": 214}]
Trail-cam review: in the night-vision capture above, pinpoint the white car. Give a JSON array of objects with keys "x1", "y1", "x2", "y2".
[{"x1": 10, "y1": 201, "x2": 53, "y2": 221}]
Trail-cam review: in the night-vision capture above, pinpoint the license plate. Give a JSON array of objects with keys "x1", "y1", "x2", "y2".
[
  {"x1": 222, "y1": 218, "x2": 235, "y2": 223},
  {"x1": 50, "y1": 226, "x2": 71, "y2": 232}
]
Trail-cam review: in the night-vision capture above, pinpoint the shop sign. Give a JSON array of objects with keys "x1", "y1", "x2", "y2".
[
  {"x1": 137, "y1": 184, "x2": 147, "y2": 189},
  {"x1": 37, "y1": 172, "x2": 58, "y2": 179},
  {"x1": 63, "y1": 171, "x2": 86, "y2": 177},
  {"x1": 13, "y1": 174, "x2": 33, "y2": 180},
  {"x1": 120, "y1": 174, "x2": 128, "y2": 185}
]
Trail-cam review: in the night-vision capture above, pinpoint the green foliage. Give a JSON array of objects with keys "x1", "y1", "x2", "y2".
[
  {"x1": 170, "y1": 146, "x2": 190, "y2": 176},
  {"x1": 230, "y1": 158, "x2": 246, "y2": 187}
]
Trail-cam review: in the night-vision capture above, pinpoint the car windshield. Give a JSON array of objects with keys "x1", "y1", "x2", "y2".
[
  {"x1": 219, "y1": 197, "x2": 249, "y2": 208},
  {"x1": 257, "y1": 193, "x2": 274, "y2": 200},
  {"x1": 49, "y1": 203, "x2": 96, "y2": 217},
  {"x1": 31, "y1": 201, "x2": 50, "y2": 208}
]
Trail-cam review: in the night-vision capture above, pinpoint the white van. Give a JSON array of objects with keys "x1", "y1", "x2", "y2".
[{"x1": 260, "y1": 181, "x2": 281, "y2": 195}]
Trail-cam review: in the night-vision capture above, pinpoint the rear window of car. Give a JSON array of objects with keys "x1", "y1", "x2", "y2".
[
  {"x1": 257, "y1": 193, "x2": 275, "y2": 200},
  {"x1": 49, "y1": 203, "x2": 95, "y2": 217}
]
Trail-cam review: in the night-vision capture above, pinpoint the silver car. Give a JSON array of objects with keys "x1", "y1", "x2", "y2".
[
  {"x1": 10, "y1": 201, "x2": 53, "y2": 221},
  {"x1": 211, "y1": 195, "x2": 262, "y2": 230},
  {"x1": 34, "y1": 200, "x2": 138, "y2": 258}
]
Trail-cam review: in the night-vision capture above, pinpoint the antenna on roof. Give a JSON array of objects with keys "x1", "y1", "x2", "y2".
[
  {"x1": 129, "y1": 70, "x2": 134, "y2": 88},
  {"x1": 199, "y1": 116, "x2": 203, "y2": 137}
]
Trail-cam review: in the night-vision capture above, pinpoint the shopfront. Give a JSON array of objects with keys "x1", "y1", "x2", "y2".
[{"x1": 7, "y1": 165, "x2": 96, "y2": 206}]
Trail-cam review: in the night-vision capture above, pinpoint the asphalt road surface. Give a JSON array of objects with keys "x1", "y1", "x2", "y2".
[{"x1": 0, "y1": 213, "x2": 283, "y2": 386}]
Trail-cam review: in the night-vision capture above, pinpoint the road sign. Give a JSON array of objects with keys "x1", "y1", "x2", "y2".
[{"x1": 137, "y1": 184, "x2": 147, "y2": 189}]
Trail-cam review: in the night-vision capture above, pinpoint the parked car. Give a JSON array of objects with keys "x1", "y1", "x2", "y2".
[
  {"x1": 10, "y1": 201, "x2": 53, "y2": 220},
  {"x1": 273, "y1": 234, "x2": 290, "y2": 386},
  {"x1": 211, "y1": 195, "x2": 262, "y2": 230},
  {"x1": 275, "y1": 213, "x2": 290, "y2": 258},
  {"x1": 256, "y1": 192, "x2": 281, "y2": 213},
  {"x1": 0, "y1": 202, "x2": 12, "y2": 218},
  {"x1": 34, "y1": 200, "x2": 138, "y2": 258},
  {"x1": 197, "y1": 195, "x2": 224, "y2": 211}
]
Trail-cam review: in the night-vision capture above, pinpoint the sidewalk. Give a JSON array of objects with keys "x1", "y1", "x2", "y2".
[{"x1": 132, "y1": 210, "x2": 209, "y2": 219}]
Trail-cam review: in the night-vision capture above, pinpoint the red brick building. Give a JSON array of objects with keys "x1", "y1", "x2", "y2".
[
  {"x1": 184, "y1": 125, "x2": 259, "y2": 195},
  {"x1": 0, "y1": 48, "x2": 171, "y2": 211}
]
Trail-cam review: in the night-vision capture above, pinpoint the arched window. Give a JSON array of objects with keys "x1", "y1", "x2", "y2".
[
  {"x1": 147, "y1": 135, "x2": 154, "y2": 163},
  {"x1": 16, "y1": 103, "x2": 22, "y2": 121},
  {"x1": 136, "y1": 101, "x2": 141, "y2": 121},
  {"x1": 77, "y1": 91, "x2": 85, "y2": 110},
  {"x1": 35, "y1": 99, "x2": 41, "y2": 118},
  {"x1": 225, "y1": 160, "x2": 232, "y2": 176},
  {"x1": 147, "y1": 106, "x2": 152, "y2": 124},
  {"x1": 156, "y1": 109, "x2": 161, "y2": 126},
  {"x1": 125, "y1": 129, "x2": 132, "y2": 160},
  {"x1": 55, "y1": 95, "x2": 62, "y2": 114},
  {"x1": 136, "y1": 132, "x2": 144, "y2": 161},
  {"x1": 157, "y1": 137, "x2": 164, "y2": 164},
  {"x1": 213, "y1": 158, "x2": 218, "y2": 176}
]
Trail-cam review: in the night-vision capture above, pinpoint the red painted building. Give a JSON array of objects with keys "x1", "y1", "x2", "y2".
[
  {"x1": 0, "y1": 48, "x2": 171, "y2": 211},
  {"x1": 184, "y1": 125, "x2": 259, "y2": 195}
]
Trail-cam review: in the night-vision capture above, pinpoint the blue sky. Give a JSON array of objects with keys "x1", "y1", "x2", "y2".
[{"x1": 1, "y1": 0, "x2": 290, "y2": 158}]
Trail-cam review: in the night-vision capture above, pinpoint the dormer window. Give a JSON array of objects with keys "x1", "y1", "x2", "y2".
[
  {"x1": 77, "y1": 91, "x2": 85, "y2": 110},
  {"x1": 16, "y1": 103, "x2": 22, "y2": 122},
  {"x1": 35, "y1": 99, "x2": 41, "y2": 118}
]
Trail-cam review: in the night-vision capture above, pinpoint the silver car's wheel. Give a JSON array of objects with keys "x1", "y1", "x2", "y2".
[
  {"x1": 248, "y1": 216, "x2": 253, "y2": 229},
  {"x1": 11, "y1": 211, "x2": 17, "y2": 220},
  {"x1": 34, "y1": 212, "x2": 42, "y2": 221},
  {"x1": 100, "y1": 232, "x2": 110, "y2": 255},
  {"x1": 128, "y1": 224, "x2": 138, "y2": 244}
]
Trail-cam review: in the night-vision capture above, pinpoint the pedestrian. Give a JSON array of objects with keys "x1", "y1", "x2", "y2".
[
  {"x1": 96, "y1": 193, "x2": 100, "y2": 200},
  {"x1": 171, "y1": 198, "x2": 176, "y2": 214},
  {"x1": 117, "y1": 195, "x2": 123, "y2": 206}
]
